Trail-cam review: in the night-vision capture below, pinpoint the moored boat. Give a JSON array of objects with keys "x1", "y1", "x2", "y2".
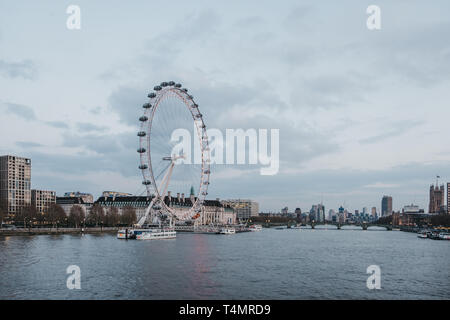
[
  {"x1": 248, "y1": 224, "x2": 262, "y2": 231},
  {"x1": 136, "y1": 228, "x2": 176, "y2": 240},
  {"x1": 417, "y1": 231, "x2": 428, "y2": 239},
  {"x1": 117, "y1": 229, "x2": 136, "y2": 239},
  {"x1": 438, "y1": 232, "x2": 450, "y2": 240},
  {"x1": 218, "y1": 227, "x2": 236, "y2": 235}
]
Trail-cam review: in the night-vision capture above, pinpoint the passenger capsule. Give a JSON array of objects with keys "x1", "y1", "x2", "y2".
[
  {"x1": 192, "y1": 103, "x2": 198, "y2": 108},
  {"x1": 161, "y1": 82, "x2": 168, "y2": 87},
  {"x1": 168, "y1": 81, "x2": 175, "y2": 86},
  {"x1": 143, "y1": 103, "x2": 151, "y2": 109},
  {"x1": 137, "y1": 148, "x2": 146, "y2": 153},
  {"x1": 139, "y1": 164, "x2": 148, "y2": 170},
  {"x1": 148, "y1": 93, "x2": 156, "y2": 98},
  {"x1": 182, "y1": 88, "x2": 188, "y2": 92},
  {"x1": 188, "y1": 95, "x2": 194, "y2": 99},
  {"x1": 202, "y1": 192, "x2": 208, "y2": 195},
  {"x1": 204, "y1": 170, "x2": 210, "y2": 174},
  {"x1": 137, "y1": 131, "x2": 146, "y2": 137},
  {"x1": 195, "y1": 114, "x2": 202, "y2": 119},
  {"x1": 175, "y1": 83, "x2": 182, "y2": 88},
  {"x1": 154, "y1": 86, "x2": 162, "y2": 91},
  {"x1": 142, "y1": 180, "x2": 151, "y2": 185},
  {"x1": 139, "y1": 116, "x2": 148, "y2": 122}
]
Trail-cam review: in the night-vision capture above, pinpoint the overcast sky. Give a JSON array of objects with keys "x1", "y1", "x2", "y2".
[{"x1": 1, "y1": 0, "x2": 449, "y2": 212}]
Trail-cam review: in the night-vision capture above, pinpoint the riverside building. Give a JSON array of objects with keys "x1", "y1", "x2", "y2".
[
  {"x1": 31, "y1": 189, "x2": 56, "y2": 215},
  {"x1": 221, "y1": 199, "x2": 259, "y2": 221},
  {"x1": 95, "y1": 193, "x2": 236, "y2": 226},
  {"x1": 0, "y1": 155, "x2": 32, "y2": 219}
]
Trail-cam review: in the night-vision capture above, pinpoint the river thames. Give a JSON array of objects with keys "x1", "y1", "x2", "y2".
[{"x1": 0, "y1": 227, "x2": 449, "y2": 299}]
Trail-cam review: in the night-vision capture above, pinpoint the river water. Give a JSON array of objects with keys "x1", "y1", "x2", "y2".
[{"x1": 0, "y1": 227, "x2": 449, "y2": 299}]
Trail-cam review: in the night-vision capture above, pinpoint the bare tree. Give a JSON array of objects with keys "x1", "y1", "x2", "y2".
[
  {"x1": 121, "y1": 206, "x2": 137, "y2": 226},
  {"x1": 0, "y1": 198, "x2": 6, "y2": 228},
  {"x1": 16, "y1": 205, "x2": 38, "y2": 229},
  {"x1": 105, "y1": 207, "x2": 120, "y2": 227},
  {"x1": 88, "y1": 204, "x2": 105, "y2": 227},
  {"x1": 47, "y1": 203, "x2": 67, "y2": 228},
  {"x1": 68, "y1": 205, "x2": 85, "y2": 228},
  {"x1": 0, "y1": 206, "x2": 4, "y2": 228}
]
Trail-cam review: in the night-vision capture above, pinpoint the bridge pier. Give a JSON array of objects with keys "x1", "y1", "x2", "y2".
[
  {"x1": 336, "y1": 223, "x2": 341, "y2": 230},
  {"x1": 310, "y1": 222, "x2": 315, "y2": 229},
  {"x1": 362, "y1": 223, "x2": 368, "y2": 230}
]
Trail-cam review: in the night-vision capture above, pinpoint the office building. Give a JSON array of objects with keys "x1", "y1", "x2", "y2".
[
  {"x1": 0, "y1": 155, "x2": 32, "y2": 219},
  {"x1": 101, "y1": 191, "x2": 132, "y2": 198},
  {"x1": 64, "y1": 191, "x2": 94, "y2": 204},
  {"x1": 31, "y1": 189, "x2": 56, "y2": 215},
  {"x1": 371, "y1": 207, "x2": 377, "y2": 217},
  {"x1": 448, "y1": 183, "x2": 450, "y2": 215},
  {"x1": 381, "y1": 196, "x2": 393, "y2": 216},
  {"x1": 96, "y1": 194, "x2": 235, "y2": 225},
  {"x1": 222, "y1": 199, "x2": 259, "y2": 221}
]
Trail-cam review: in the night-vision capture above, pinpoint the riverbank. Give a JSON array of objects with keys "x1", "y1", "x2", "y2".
[{"x1": 0, "y1": 227, "x2": 119, "y2": 236}]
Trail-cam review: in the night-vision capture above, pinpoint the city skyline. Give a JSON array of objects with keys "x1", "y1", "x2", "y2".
[
  {"x1": 1, "y1": 153, "x2": 447, "y2": 215},
  {"x1": 1, "y1": 1, "x2": 450, "y2": 211}
]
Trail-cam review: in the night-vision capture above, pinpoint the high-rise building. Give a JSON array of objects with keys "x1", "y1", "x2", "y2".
[
  {"x1": 32, "y1": 189, "x2": 56, "y2": 215},
  {"x1": 429, "y1": 184, "x2": 445, "y2": 213},
  {"x1": 338, "y1": 206, "x2": 345, "y2": 223},
  {"x1": 328, "y1": 209, "x2": 335, "y2": 221},
  {"x1": 447, "y1": 183, "x2": 450, "y2": 215},
  {"x1": 381, "y1": 196, "x2": 393, "y2": 216},
  {"x1": 0, "y1": 155, "x2": 32, "y2": 219},
  {"x1": 371, "y1": 207, "x2": 377, "y2": 217}
]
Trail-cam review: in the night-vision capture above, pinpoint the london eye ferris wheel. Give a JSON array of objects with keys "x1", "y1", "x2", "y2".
[{"x1": 136, "y1": 81, "x2": 211, "y2": 225}]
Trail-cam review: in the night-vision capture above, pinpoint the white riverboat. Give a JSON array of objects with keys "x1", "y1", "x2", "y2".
[
  {"x1": 417, "y1": 231, "x2": 428, "y2": 239},
  {"x1": 136, "y1": 228, "x2": 176, "y2": 240},
  {"x1": 117, "y1": 229, "x2": 135, "y2": 239},
  {"x1": 248, "y1": 224, "x2": 263, "y2": 231},
  {"x1": 219, "y1": 227, "x2": 236, "y2": 235},
  {"x1": 117, "y1": 228, "x2": 176, "y2": 240}
]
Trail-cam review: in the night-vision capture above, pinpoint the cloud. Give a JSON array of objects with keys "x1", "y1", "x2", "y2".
[
  {"x1": 2, "y1": 102, "x2": 36, "y2": 120},
  {"x1": 0, "y1": 59, "x2": 37, "y2": 80},
  {"x1": 364, "y1": 182, "x2": 401, "y2": 189},
  {"x1": 359, "y1": 120, "x2": 423, "y2": 144},
  {"x1": 45, "y1": 121, "x2": 69, "y2": 129},
  {"x1": 76, "y1": 122, "x2": 108, "y2": 133},
  {"x1": 108, "y1": 86, "x2": 145, "y2": 126},
  {"x1": 16, "y1": 141, "x2": 43, "y2": 148}
]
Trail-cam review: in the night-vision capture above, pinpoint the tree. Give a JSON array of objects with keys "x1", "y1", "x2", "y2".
[
  {"x1": 0, "y1": 206, "x2": 4, "y2": 228},
  {"x1": 105, "y1": 207, "x2": 120, "y2": 227},
  {"x1": 16, "y1": 205, "x2": 38, "y2": 228},
  {"x1": 47, "y1": 203, "x2": 67, "y2": 228},
  {"x1": 431, "y1": 214, "x2": 450, "y2": 227},
  {"x1": 87, "y1": 204, "x2": 105, "y2": 227},
  {"x1": 68, "y1": 205, "x2": 85, "y2": 228},
  {"x1": 121, "y1": 206, "x2": 137, "y2": 226},
  {"x1": 0, "y1": 198, "x2": 6, "y2": 227}
]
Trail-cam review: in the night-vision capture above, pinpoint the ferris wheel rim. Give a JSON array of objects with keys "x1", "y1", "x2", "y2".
[{"x1": 137, "y1": 82, "x2": 211, "y2": 221}]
